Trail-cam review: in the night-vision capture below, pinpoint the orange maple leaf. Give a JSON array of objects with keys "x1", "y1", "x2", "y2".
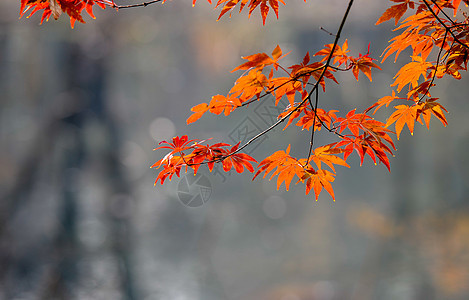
[
  {"x1": 289, "y1": 57, "x2": 339, "y2": 90},
  {"x1": 296, "y1": 108, "x2": 338, "y2": 131},
  {"x1": 232, "y1": 45, "x2": 285, "y2": 72},
  {"x1": 380, "y1": 11, "x2": 435, "y2": 62},
  {"x1": 209, "y1": 94, "x2": 243, "y2": 115},
  {"x1": 349, "y1": 52, "x2": 382, "y2": 82},
  {"x1": 221, "y1": 143, "x2": 257, "y2": 173},
  {"x1": 154, "y1": 135, "x2": 200, "y2": 155},
  {"x1": 315, "y1": 40, "x2": 350, "y2": 66},
  {"x1": 277, "y1": 102, "x2": 307, "y2": 130},
  {"x1": 391, "y1": 56, "x2": 432, "y2": 92},
  {"x1": 376, "y1": 1, "x2": 414, "y2": 26},
  {"x1": 416, "y1": 98, "x2": 448, "y2": 129},
  {"x1": 336, "y1": 134, "x2": 393, "y2": 171},
  {"x1": 151, "y1": 155, "x2": 185, "y2": 184},
  {"x1": 187, "y1": 103, "x2": 209, "y2": 124},
  {"x1": 365, "y1": 90, "x2": 399, "y2": 115},
  {"x1": 19, "y1": 0, "x2": 111, "y2": 28},
  {"x1": 270, "y1": 77, "x2": 304, "y2": 105},
  {"x1": 230, "y1": 69, "x2": 270, "y2": 102},
  {"x1": 308, "y1": 144, "x2": 350, "y2": 172},
  {"x1": 253, "y1": 145, "x2": 305, "y2": 191},
  {"x1": 215, "y1": 0, "x2": 285, "y2": 25},
  {"x1": 386, "y1": 104, "x2": 419, "y2": 139},
  {"x1": 187, "y1": 94, "x2": 243, "y2": 124},
  {"x1": 300, "y1": 168, "x2": 336, "y2": 201}
]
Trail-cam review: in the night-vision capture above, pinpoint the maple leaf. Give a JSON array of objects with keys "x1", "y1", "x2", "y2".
[
  {"x1": 391, "y1": 56, "x2": 432, "y2": 92},
  {"x1": 253, "y1": 145, "x2": 305, "y2": 191},
  {"x1": 365, "y1": 90, "x2": 399, "y2": 115},
  {"x1": 232, "y1": 45, "x2": 286, "y2": 72},
  {"x1": 84, "y1": 0, "x2": 110, "y2": 19},
  {"x1": 296, "y1": 108, "x2": 338, "y2": 131},
  {"x1": 407, "y1": 80, "x2": 434, "y2": 100},
  {"x1": 232, "y1": 53, "x2": 273, "y2": 72},
  {"x1": 19, "y1": 0, "x2": 111, "y2": 28},
  {"x1": 184, "y1": 145, "x2": 211, "y2": 175},
  {"x1": 154, "y1": 135, "x2": 200, "y2": 155},
  {"x1": 215, "y1": 0, "x2": 285, "y2": 25},
  {"x1": 289, "y1": 61, "x2": 338, "y2": 92},
  {"x1": 221, "y1": 143, "x2": 257, "y2": 173},
  {"x1": 380, "y1": 11, "x2": 435, "y2": 62},
  {"x1": 376, "y1": 1, "x2": 414, "y2": 26},
  {"x1": 442, "y1": 45, "x2": 469, "y2": 79},
  {"x1": 451, "y1": 0, "x2": 467, "y2": 16},
  {"x1": 148, "y1": 0, "x2": 465, "y2": 201},
  {"x1": 334, "y1": 109, "x2": 395, "y2": 169},
  {"x1": 289, "y1": 59, "x2": 337, "y2": 90},
  {"x1": 308, "y1": 144, "x2": 350, "y2": 172},
  {"x1": 191, "y1": 0, "x2": 213, "y2": 6},
  {"x1": 349, "y1": 51, "x2": 382, "y2": 82},
  {"x1": 153, "y1": 139, "x2": 256, "y2": 181},
  {"x1": 363, "y1": 136, "x2": 393, "y2": 171},
  {"x1": 186, "y1": 142, "x2": 229, "y2": 173},
  {"x1": 315, "y1": 40, "x2": 350, "y2": 66},
  {"x1": 386, "y1": 104, "x2": 419, "y2": 139},
  {"x1": 300, "y1": 168, "x2": 336, "y2": 201},
  {"x1": 151, "y1": 155, "x2": 185, "y2": 184},
  {"x1": 187, "y1": 94, "x2": 243, "y2": 124},
  {"x1": 215, "y1": 0, "x2": 244, "y2": 20},
  {"x1": 248, "y1": 0, "x2": 285, "y2": 25},
  {"x1": 277, "y1": 102, "x2": 308, "y2": 130},
  {"x1": 416, "y1": 98, "x2": 448, "y2": 129},
  {"x1": 209, "y1": 94, "x2": 243, "y2": 115},
  {"x1": 270, "y1": 77, "x2": 304, "y2": 105},
  {"x1": 230, "y1": 69, "x2": 270, "y2": 102},
  {"x1": 411, "y1": 34, "x2": 434, "y2": 61},
  {"x1": 187, "y1": 103, "x2": 209, "y2": 124},
  {"x1": 336, "y1": 134, "x2": 393, "y2": 171},
  {"x1": 335, "y1": 109, "x2": 392, "y2": 138}
]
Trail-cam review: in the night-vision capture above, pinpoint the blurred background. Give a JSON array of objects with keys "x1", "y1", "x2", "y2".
[{"x1": 1, "y1": 0, "x2": 469, "y2": 299}]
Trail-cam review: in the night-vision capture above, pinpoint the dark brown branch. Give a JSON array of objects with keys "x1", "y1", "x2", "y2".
[
  {"x1": 304, "y1": 87, "x2": 319, "y2": 166},
  {"x1": 240, "y1": 66, "x2": 325, "y2": 107},
  {"x1": 110, "y1": 0, "x2": 164, "y2": 9},
  {"x1": 429, "y1": 0, "x2": 457, "y2": 27},
  {"x1": 422, "y1": 0, "x2": 469, "y2": 50},
  {"x1": 182, "y1": 0, "x2": 355, "y2": 168},
  {"x1": 418, "y1": 28, "x2": 449, "y2": 103}
]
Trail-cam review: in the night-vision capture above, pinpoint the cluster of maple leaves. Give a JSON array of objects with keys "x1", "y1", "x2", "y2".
[
  {"x1": 19, "y1": 0, "x2": 113, "y2": 27},
  {"x1": 20, "y1": 0, "x2": 468, "y2": 201},
  {"x1": 153, "y1": 0, "x2": 467, "y2": 201},
  {"x1": 19, "y1": 0, "x2": 284, "y2": 27}
]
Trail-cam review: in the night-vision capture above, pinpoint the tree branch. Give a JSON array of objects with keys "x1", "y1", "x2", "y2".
[
  {"x1": 184, "y1": 0, "x2": 355, "y2": 168},
  {"x1": 110, "y1": 0, "x2": 164, "y2": 9},
  {"x1": 422, "y1": 0, "x2": 469, "y2": 50},
  {"x1": 418, "y1": 28, "x2": 449, "y2": 103},
  {"x1": 304, "y1": 87, "x2": 319, "y2": 166}
]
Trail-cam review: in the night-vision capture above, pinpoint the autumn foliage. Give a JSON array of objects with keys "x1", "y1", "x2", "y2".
[{"x1": 20, "y1": 0, "x2": 468, "y2": 201}]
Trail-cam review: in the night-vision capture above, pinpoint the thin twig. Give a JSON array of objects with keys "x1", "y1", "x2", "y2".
[
  {"x1": 422, "y1": 0, "x2": 469, "y2": 50},
  {"x1": 110, "y1": 0, "x2": 164, "y2": 9},
  {"x1": 304, "y1": 87, "x2": 319, "y2": 166},
  {"x1": 320, "y1": 27, "x2": 336, "y2": 36},
  {"x1": 240, "y1": 66, "x2": 325, "y2": 107},
  {"x1": 429, "y1": 0, "x2": 457, "y2": 27},
  {"x1": 418, "y1": 28, "x2": 448, "y2": 103}
]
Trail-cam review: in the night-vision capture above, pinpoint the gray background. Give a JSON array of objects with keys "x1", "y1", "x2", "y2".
[{"x1": 1, "y1": 0, "x2": 469, "y2": 299}]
